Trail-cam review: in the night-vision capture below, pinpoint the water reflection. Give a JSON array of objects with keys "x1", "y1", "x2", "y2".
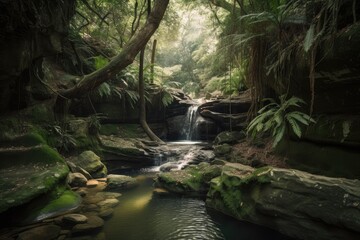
[{"x1": 104, "y1": 182, "x2": 291, "y2": 240}]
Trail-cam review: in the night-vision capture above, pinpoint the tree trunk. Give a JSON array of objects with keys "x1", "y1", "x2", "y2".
[
  {"x1": 139, "y1": 48, "x2": 165, "y2": 144},
  {"x1": 58, "y1": 0, "x2": 169, "y2": 99},
  {"x1": 150, "y1": 39, "x2": 157, "y2": 84}
]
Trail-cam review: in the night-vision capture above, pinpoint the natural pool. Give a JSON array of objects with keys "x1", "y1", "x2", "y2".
[{"x1": 104, "y1": 171, "x2": 291, "y2": 240}]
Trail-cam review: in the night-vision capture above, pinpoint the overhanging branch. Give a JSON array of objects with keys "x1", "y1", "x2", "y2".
[{"x1": 58, "y1": 0, "x2": 169, "y2": 99}]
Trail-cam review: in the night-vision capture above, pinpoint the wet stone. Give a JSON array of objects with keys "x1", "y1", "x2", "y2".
[
  {"x1": 62, "y1": 214, "x2": 88, "y2": 225},
  {"x1": 86, "y1": 180, "x2": 99, "y2": 188},
  {"x1": 72, "y1": 216, "x2": 104, "y2": 234},
  {"x1": 17, "y1": 225, "x2": 61, "y2": 240},
  {"x1": 97, "y1": 199, "x2": 119, "y2": 208}
]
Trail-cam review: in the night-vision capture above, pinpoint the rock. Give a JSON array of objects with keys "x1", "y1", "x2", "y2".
[
  {"x1": 17, "y1": 225, "x2": 61, "y2": 240},
  {"x1": 72, "y1": 216, "x2": 104, "y2": 235},
  {"x1": 72, "y1": 151, "x2": 107, "y2": 179},
  {"x1": 98, "y1": 208, "x2": 114, "y2": 219},
  {"x1": 63, "y1": 214, "x2": 88, "y2": 225},
  {"x1": 86, "y1": 180, "x2": 99, "y2": 188},
  {"x1": 82, "y1": 204, "x2": 98, "y2": 212},
  {"x1": 68, "y1": 119, "x2": 88, "y2": 137},
  {"x1": 213, "y1": 144, "x2": 232, "y2": 156},
  {"x1": 194, "y1": 116, "x2": 220, "y2": 140},
  {"x1": 97, "y1": 199, "x2": 119, "y2": 208},
  {"x1": 0, "y1": 145, "x2": 69, "y2": 215},
  {"x1": 67, "y1": 173, "x2": 88, "y2": 187},
  {"x1": 77, "y1": 189, "x2": 87, "y2": 197},
  {"x1": 66, "y1": 161, "x2": 93, "y2": 180},
  {"x1": 105, "y1": 174, "x2": 138, "y2": 191},
  {"x1": 159, "y1": 162, "x2": 179, "y2": 172},
  {"x1": 83, "y1": 195, "x2": 104, "y2": 205},
  {"x1": 95, "y1": 192, "x2": 122, "y2": 199},
  {"x1": 213, "y1": 131, "x2": 246, "y2": 145},
  {"x1": 206, "y1": 162, "x2": 360, "y2": 240},
  {"x1": 156, "y1": 163, "x2": 222, "y2": 197},
  {"x1": 153, "y1": 188, "x2": 169, "y2": 196},
  {"x1": 166, "y1": 115, "x2": 186, "y2": 140},
  {"x1": 99, "y1": 135, "x2": 156, "y2": 163}
]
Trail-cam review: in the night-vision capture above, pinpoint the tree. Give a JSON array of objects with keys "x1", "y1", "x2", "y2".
[{"x1": 57, "y1": 0, "x2": 169, "y2": 99}]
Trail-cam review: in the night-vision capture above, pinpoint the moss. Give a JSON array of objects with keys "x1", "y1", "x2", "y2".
[
  {"x1": 207, "y1": 164, "x2": 272, "y2": 220},
  {"x1": 117, "y1": 124, "x2": 147, "y2": 138},
  {"x1": 0, "y1": 145, "x2": 69, "y2": 213},
  {"x1": 0, "y1": 132, "x2": 46, "y2": 148},
  {"x1": 99, "y1": 124, "x2": 120, "y2": 136},
  {"x1": 4, "y1": 186, "x2": 81, "y2": 225}
]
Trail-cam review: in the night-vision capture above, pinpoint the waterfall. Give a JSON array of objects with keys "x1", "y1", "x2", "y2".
[{"x1": 182, "y1": 105, "x2": 199, "y2": 140}]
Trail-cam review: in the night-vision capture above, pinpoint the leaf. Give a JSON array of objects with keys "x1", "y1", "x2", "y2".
[
  {"x1": 286, "y1": 112, "x2": 309, "y2": 125},
  {"x1": 288, "y1": 118, "x2": 302, "y2": 138},
  {"x1": 273, "y1": 124, "x2": 285, "y2": 147},
  {"x1": 304, "y1": 24, "x2": 315, "y2": 52}
]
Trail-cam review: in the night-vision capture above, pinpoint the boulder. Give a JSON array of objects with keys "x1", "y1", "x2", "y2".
[
  {"x1": 66, "y1": 161, "x2": 93, "y2": 180},
  {"x1": 105, "y1": 174, "x2": 138, "y2": 191},
  {"x1": 159, "y1": 162, "x2": 179, "y2": 172},
  {"x1": 62, "y1": 214, "x2": 88, "y2": 225},
  {"x1": 213, "y1": 144, "x2": 232, "y2": 156},
  {"x1": 166, "y1": 115, "x2": 186, "y2": 140},
  {"x1": 72, "y1": 151, "x2": 107, "y2": 179},
  {"x1": 67, "y1": 173, "x2": 88, "y2": 188},
  {"x1": 72, "y1": 216, "x2": 104, "y2": 235},
  {"x1": 0, "y1": 145, "x2": 69, "y2": 214},
  {"x1": 97, "y1": 199, "x2": 119, "y2": 208},
  {"x1": 213, "y1": 131, "x2": 246, "y2": 145},
  {"x1": 206, "y1": 163, "x2": 360, "y2": 240},
  {"x1": 17, "y1": 225, "x2": 61, "y2": 240},
  {"x1": 156, "y1": 163, "x2": 222, "y2": 197},
  {"x1": 194, "y1": 116, "x2": 220, "y2": 140},
  {"x1": 99, "y1": 135, "x2": 156, "y2": 164}
]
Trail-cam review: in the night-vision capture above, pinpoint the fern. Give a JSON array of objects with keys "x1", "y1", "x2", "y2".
[{"x1": 247, "y1": 95, "x2": 316, "y2": 147}]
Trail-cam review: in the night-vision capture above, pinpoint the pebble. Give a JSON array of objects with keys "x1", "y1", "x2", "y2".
[{"x1": 86, "y1": 180, "x2": 99, "y2": 188}]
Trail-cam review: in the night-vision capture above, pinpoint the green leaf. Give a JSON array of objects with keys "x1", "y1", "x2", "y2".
[
  {"x1": 304, "y1": 24, "x2": 315, "y2": 52},
  {"x1": 273, "y1": 124, "x2": 285, "y2": 147},
  {"x1": 288, "y1": 118, "x2": 302, "y2": 138}
]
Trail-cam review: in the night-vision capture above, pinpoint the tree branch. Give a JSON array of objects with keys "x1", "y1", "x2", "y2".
[
  {"x1": 58, "y1": 0, "x2": 169, "y2": 99},
  {"x1": 209, "y1": 0, "x2": 235, "y2": 12}
]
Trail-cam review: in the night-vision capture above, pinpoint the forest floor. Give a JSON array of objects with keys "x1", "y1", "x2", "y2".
[{"x1": 232, "y1": 139, "x2": 289, "y2": 169}]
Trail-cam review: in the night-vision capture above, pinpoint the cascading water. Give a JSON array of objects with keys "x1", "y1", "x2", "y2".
[{"x1": 182, "y1": 105, "x2": 199, "y2": 140}]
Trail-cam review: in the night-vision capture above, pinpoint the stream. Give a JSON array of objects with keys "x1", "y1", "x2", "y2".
[{"x1": 103, "y1": 142, "x2": 291, "y2": 240}]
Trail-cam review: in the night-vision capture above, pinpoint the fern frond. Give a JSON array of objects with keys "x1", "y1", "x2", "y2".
[
  {"x1": 273, "y1": 124, "x2": 285, "y2": 147},
  {"x1": 288, "y1": 118, "x2": 302, "y2": 138}
]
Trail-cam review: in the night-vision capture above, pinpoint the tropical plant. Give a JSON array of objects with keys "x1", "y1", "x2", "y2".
[
  {"x1": 88, "y1": 114, "x2": 102, "y2": 135},
  {"x1": 50, "y1": 125, "x2": 77, "y2": 153},
  {"x1": 247, "y1": 95, "x2": 316, "y2": 147}
]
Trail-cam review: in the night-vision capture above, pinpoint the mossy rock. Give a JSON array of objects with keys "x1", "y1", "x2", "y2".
[
  {"x1": 206, "y1": 162, "x2": 360, "y2": 240},
  {"x1": 156, "y1": 163, "x2": 222, "y2": 197},
  {"x1": 213, "y1": 144, "x2": 232, "y2": 157},
  {"x1": 0, "y1": 145, "x2": 69, "y2": 214},
  {"x1": 0, "y1": 132, "x2": 47, "y2": 148},
  {"x1": 213, "y1": 131, "x2": 245, "y2": 145},
  {"x1": 71, "y1": 150, "x2": 107, "y2": 178},
  {"x1": 15, "y1": 188, "x2": 81, "y2": 225},
  {"x1": 100, "y1": 124, "x2": 147, "y2": 138}
]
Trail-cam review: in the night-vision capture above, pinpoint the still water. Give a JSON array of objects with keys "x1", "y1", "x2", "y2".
[{"x1": 104, "y1": 175, "x2": 290, "y2": 240}]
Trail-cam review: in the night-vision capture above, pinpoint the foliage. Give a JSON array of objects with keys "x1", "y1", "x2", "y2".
[
  {"x1": 88, "y1": 114, "x2": 102, "y2": 135},
  {"x1": 49, "y1": 125, "x2": 77, "y2": 153},
  {"x1": 247, "y1": 95, "x2": 316, "y2": 147}
]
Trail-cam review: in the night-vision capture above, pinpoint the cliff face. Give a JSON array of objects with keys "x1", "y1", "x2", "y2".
[{"x1": 0, "y1": 0, "x2": 76, "y2": 113}]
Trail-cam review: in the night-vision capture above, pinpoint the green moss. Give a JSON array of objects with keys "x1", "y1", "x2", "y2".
[
  {"x1": 100, "y1": 124, "x2": 120, "y2": 136},
  {"x1": 0, "y1": 132, "x2": 46, "y2": 148},
  {"x1": 5, "y1": 186, "x2": 81, "y2": 225},
  {"x1": 0, "y1": 145, "x2": 69, "y2": 213}
]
